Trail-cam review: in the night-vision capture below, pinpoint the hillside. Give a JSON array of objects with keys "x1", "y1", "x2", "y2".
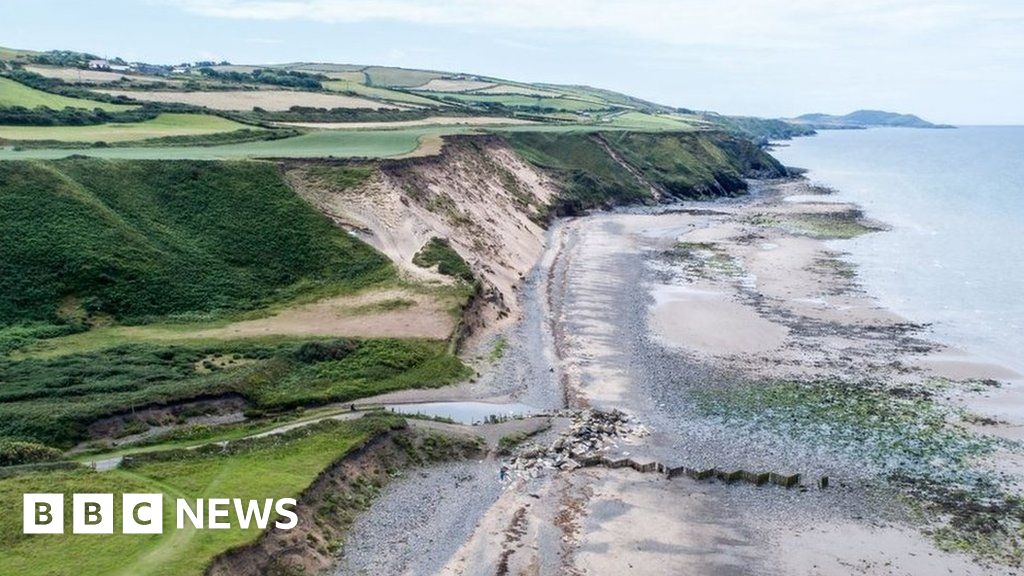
[
  {"x1": 0, "y1": 45, "x2": 816, "y2": 155},
  {"x1": 792, "y1": 109, "x2": 953, "y2": 129},
  {"x1": 0, "y1": 159, "x2": 392, "y2": 328},
  {"x1": 0, "y1": 45, "x2": 794, "y2": 576}
]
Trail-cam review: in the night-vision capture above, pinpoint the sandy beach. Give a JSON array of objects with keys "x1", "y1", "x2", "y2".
[{"x1": 338, "y1": 177, "x2": 1024, "y2": 575}]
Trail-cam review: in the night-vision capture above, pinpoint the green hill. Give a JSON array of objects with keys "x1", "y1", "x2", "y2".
[
  {"x1": 0, "y1": 77, "x2": 132, "y2": 111},
  {"x1": 793, "y1": 110, "x2": 952, "y2": 129},
  {"x1": 0, "y1": 159, "x2": 392, "y2": 327}
]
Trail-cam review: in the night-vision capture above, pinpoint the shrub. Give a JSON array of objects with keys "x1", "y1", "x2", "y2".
[{"x1": 0, "y1": 439, "x2": 63, "y2": 466}]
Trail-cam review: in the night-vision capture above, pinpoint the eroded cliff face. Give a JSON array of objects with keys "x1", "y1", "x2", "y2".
[
  {"x1": 287, "y1": 136, "x2": 557, "y2": 345},
  {"x1": 286, "y1": 131, "x2": 784, "y2": 348}
]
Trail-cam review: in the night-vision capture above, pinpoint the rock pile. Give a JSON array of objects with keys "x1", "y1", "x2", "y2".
[{"x1": 506, "y1": 409, "x2": 648, "y2": 478}]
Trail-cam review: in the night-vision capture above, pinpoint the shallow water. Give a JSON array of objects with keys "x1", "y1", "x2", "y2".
[
  {"x1": 772, "y1": 126, "x2": 1024, "y2": 374},
  {"x1": 383, "y1": 401, "x2": 535, "y2": 424}
]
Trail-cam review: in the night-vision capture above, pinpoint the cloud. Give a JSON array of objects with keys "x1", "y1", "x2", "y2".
[{"x1": 167, "y1": 0, "x2": 1024, "y2": 50}]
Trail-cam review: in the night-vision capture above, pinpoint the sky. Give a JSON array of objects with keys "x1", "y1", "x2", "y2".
[{"x1": 4, "y1": 0, "x2": 1023, "y2": 124}]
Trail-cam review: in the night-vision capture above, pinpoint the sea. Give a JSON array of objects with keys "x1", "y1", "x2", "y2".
[{"x1": 771, "y1": 126, "x2": 1024, "y2": 374}]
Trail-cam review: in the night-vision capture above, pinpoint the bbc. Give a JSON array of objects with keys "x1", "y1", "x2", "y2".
[{"x1": 23, "y1": 493, "x2": 163, "y2": 535}]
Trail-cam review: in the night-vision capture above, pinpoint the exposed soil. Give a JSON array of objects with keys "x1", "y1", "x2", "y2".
[{"x1": 189, "y1": 288, "x2": 455, "y2": 340}]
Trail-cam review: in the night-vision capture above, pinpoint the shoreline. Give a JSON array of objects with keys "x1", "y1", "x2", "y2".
[{"x1": 327, "y1": 174, "x2": 1024, "y2": 575}]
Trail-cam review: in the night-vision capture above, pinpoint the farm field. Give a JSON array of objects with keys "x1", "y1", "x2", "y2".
[
  {"x1": 0, "y1": 77, "x2": 133, "y2": 110},
  {"x1": 414, "y1": 78, "x2": 497, "y2": 92},
  {"x1": 422, "y1": 91, "x2": 613, "y2": 111},
  {"x1": 322, "y1": 79, "x2": 442, "y2": 106},
  {"x1": 23, "y1": 65, "x2": 178, "y2": 85},
  {"x1": 93, "y1": 89, "x2": 398, "y2": 111},
  {"x1": 603, "y1": 111, "x2": 700, "y2": 130},
  {"x1": 277, "y1": 116, "x2": 536, "y2": 130},
  {"x1": 0, "y1": 416, "x2": 400, "y2": 576},
  {"x1": 0, "y1": 113, "x2": 250, "y2": 142},
  {"x1": 0, "y1": 126, "x2": 465, "y2": 159},
  {"x1": 474, "y1": 83, "x2": 563, "y2": 96},
  {"x1": 362, "y1": 66, "x2": 445, "y2": 87}
]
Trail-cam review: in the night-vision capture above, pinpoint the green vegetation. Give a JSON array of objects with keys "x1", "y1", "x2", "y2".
[
  {"x1": 604, "y1": 111, "x2": 698, "y2": 130},
  {"x1": 0, "y1": 105, "x2": 162, "y2": 127},
  {"x1": 750, "y1": 211, "x2": 880, "y2": 239},
  {"x1": 504, "y1": 131, "x2": 652, "y2": 214},
  {"x1": 323, "y1": 79, "x2": 443, "y2": 106},
  {"x1": 427, "y1": 92, "x2": 610, "y2": 112},
  {"x1": 694, "y1": 378, "x2": 1023, "y2": 566},
  {"x1": 0, "y1": 338, "x2": 468, "y2": 447},
  {"x1": 665, "y1": 242, "x2": 742, "y2": 280},
  {"x1": 702, "y1": 114, "x2": 816, "y2": 141},
  {"x1": 506, "y1": 131, "x2": 784, "y2": 215},
  {"x1": 0, "y1": 439, "x2": 62, "y2": 466},
  {"x1": 0, "y1": 415, "x2": 403, "y2": 576},
  {"x1": 599, "y1": 131, "x2": 785, "y2": 198},
  {"x1": 0, "y1": 77, "x2": 133, "y2": 111},
  {"x1": 0, "y1": 158, "x2": 391, "y2": 327},
  {"x1": 195, "y1": 66, "x2": 323, "y2": 90},
  {"x1": 489, "y1": 335, "x2": 508, "y2": 361},
  {"x1": 0, "y1": 113, "x2": 251, "y2": 142},
  {"x1": 0, "y1": 126, "x2": 451, "y2": 160},
  {"x1": 412, "y1": 237, "x2": 474, "y2": 282},
  {"x1": 363, "y1": 66, "x2": 444, "y2": 87},
  {"x1": 302, "y1": 163, "x2": 375, "y2": 189}
]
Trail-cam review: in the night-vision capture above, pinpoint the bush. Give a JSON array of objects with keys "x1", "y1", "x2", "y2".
[
  {"x1": 0, "y1": 439, "x2": 63, "y2": 466},
  {"x1": 412, "y1": 237, "x2": 474, "y2": 282},
  {"x1": 293, "y1": 339, "x2": 358, "y2": 363}
]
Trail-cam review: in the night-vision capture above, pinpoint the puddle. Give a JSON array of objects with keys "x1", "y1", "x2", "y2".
[{"x1": 383, "y1": 401, "x2": 536, "y2": 425}]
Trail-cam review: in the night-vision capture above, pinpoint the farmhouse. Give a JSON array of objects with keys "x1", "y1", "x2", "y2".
[{"x1": 87, "y1": 59, "x2": 109, "y2": 69}]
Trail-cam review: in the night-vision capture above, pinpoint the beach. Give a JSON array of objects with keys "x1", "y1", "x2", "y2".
[{"x1": 340, "y1": 175, "x2": 1023, "y2": 575}]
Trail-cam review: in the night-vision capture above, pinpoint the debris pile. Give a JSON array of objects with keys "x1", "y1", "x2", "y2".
[{"x1": 506, "y1": 409, "x2": 647, "y2": 478}]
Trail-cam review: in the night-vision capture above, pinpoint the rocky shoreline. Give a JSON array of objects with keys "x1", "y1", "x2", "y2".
[{"x1": 325, "y1": 175, "x2": 1023, "y2": 575}]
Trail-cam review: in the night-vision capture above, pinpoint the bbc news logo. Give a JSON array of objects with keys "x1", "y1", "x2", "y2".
[{"x1": 23, "y1": 493, "x2": 298, "y2": 534}]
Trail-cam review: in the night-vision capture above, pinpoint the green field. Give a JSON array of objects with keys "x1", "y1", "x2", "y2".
[
  {"x1": 0, "y1": 113, "x2": 251, "y2": 142},
  {"x1": 0, "y1": 126, "x2": 457, "y2": 159},
  {"x1": 604, "y1": 111, "x2": 699, "y2": 130},
  {"x1": 0, "y1": 416, "x2": 400, "y2": 576},
  {"x1": 425, "y1": 91, "x2": 612, "y2": 111},
  {"x1": 323, "y1": 79, "x2": 443, "y2": 106},
  {"x1": 0, "y1": 77, "x2": 133, "y2": 111},
  {"x1": 0, "y1": 159, "x2": 391, "y2": 327},
  {"x1": 362, "y1": 66, "x2": 444, "y2": 87},
  {"x1": 504, "y1": 130, "x2": 785, "y2": 214},
  {"x1": 0, "y1": 337, "x2": 467, "y2": 447}
]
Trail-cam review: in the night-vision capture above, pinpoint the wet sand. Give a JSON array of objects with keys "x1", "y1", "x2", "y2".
[{"x1": 337, "y1": 178, "x2": 1024, "y2": 575}]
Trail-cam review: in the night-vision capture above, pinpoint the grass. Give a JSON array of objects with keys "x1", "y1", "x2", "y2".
[
  {"x1": 604, "y1": 111, "x2": 698, "y2": 130},
  {"x1": 362, "y1": 66, "x2": 444, "y2": 88},
  {"x1": 504, "y1": 131, "x2": 652, "y2": 214},
  {"x1": 323, "y1": 79, "x2": 443, "y2": 106},
  {"x1": 600, "y1": 131, "x2": 784, "y2": 198},
  {"x1": 0, "y1": 416, "x2": 401, "y2": 576},
  {"x1": 0, "y1": 113, "x2": 251, "y2": 143},
  {"x1": 425, "y1": 92, "x2": 611, "y2": 111},
  {"x1": 0, "y1": 77, "x2": 134, "y2": 111},
  {"x1": 0, "y1": 126, "x2": 459, "y2": 160},
  {"x1": 0, "y1": 159, "x2": 392, "y2": 327},
  {"x1": 412, "y1": 237, "x2": 474, "y2": 282},
  {"x1": 0, "y1": 337, "x2": 468, "y2": 448}
]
